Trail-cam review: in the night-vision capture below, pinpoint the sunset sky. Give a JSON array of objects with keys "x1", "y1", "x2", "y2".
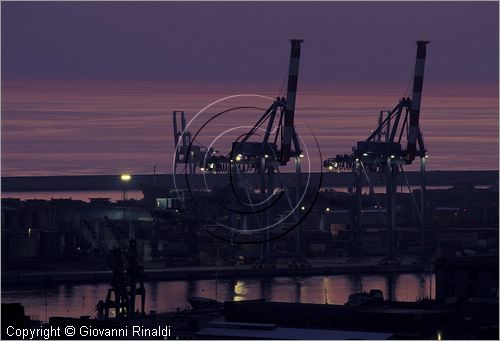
[{"x1": 1, "y1": 1, "x2": 499, "y2": 176}]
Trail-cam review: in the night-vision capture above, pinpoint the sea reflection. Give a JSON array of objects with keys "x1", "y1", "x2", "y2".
[
  {"x1": 2, "y1": 80, "x2": 498, "y2": 176},
  {"x1": 2, "y1": 273, "x2": 435, "y2": 322}
]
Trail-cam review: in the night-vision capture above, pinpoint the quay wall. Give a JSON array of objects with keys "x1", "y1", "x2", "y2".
[
  {"x1": 2, "y1": 263, "x2": 429, "y2": 286},
  {"x1": 2, "y1": 170, "x2": 498, "y2": 192}
]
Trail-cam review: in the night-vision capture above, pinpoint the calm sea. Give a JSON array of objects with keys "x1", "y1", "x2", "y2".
[{"x1": 1, "y1": 80, "x2": 498, "y2": 176}]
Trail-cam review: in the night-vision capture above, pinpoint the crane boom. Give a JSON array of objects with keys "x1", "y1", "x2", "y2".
[
  {"x1": 281, "y1": 39, "x2": 304, "y2": 164},
  {"x1": 406, "y1": 40, "x2": 430, "y2": 161}
]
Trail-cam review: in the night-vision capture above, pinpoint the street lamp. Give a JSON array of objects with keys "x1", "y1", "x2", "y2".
[
  {"x1": 120, "y1": 174, "x2": 132, "y2": 200},
  {"x1": 121, "y1": 173, "x2": 133, "y2": 239},
  {"x1": 120, "y1": 172, "x2": 131, "y2": 204}
]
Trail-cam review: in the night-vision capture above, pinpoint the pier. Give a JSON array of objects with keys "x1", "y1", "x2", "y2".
[{"x1": 2, "y1": 170, "x2": 498, "y2": 192}]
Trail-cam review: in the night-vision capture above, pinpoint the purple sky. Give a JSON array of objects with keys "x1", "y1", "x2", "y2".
[{"x1": 2, "y1": 1, "x2": 498, "y2": 85}]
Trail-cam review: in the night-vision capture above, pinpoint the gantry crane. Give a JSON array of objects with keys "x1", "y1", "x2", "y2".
[
  {"x1": 195, "y1": 39, "x2": 309, "y2": 268},
  {"x1": 202, "y1": 39, "x2": 304, "y2": 169},
  {"x1": 324, "y1": 40, "x2": 430, "y2": 264},
  {"x1": 173, "y1": 110, "x2": 214, "y2": 175}
]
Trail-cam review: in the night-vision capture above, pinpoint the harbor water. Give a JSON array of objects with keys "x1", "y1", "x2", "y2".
[{"x1": 2, "y1": 273, "x2": 435, "y2": 322}]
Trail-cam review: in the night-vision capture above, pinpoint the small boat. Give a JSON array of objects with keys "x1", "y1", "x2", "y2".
[
  {"x1": 187, "y1": 296, "x2": 223, "y2": 311},
  {"x1": 345, "y1": 289, "x2": 384, "y2": 306}
]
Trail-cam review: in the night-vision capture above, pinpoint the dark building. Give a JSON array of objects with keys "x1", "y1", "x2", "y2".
[{"x1": 435, "y1": 254, "x2": 499, "y2": 302}]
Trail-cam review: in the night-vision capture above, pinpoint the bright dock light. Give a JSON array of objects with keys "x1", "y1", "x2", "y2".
[{"x1": 121, "y1": 174, "x2": 131, "y2": 181}]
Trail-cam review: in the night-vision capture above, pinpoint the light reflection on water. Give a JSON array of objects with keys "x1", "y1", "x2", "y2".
[{"x1": 1, "y1": 273, "x2": 435, "y2": 321}]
